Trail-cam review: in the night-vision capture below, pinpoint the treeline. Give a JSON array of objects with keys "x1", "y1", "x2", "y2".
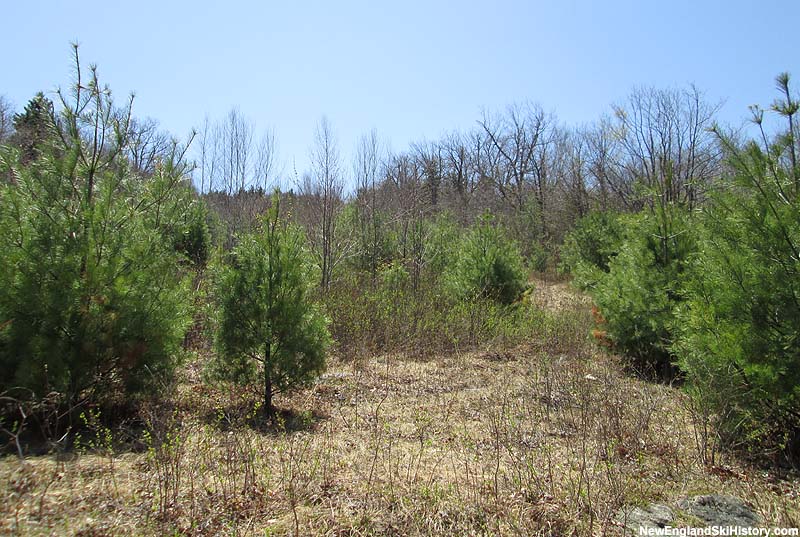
[
  {"x1": 1, "y1": 48, "x2": 798, "y2": 464},
  {"x1": 192, "y1": 84, "x2": 722, "y2": 267}
]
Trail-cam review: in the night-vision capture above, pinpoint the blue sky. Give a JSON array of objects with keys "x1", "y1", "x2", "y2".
[{"x1": 2, "y1": 0, "x2": 799, "y2": 185}]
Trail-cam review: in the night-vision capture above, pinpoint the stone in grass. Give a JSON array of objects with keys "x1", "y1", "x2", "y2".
[
  {"x1": 677, "y1": 494, "x2": 760, "y2": 527},
  {"x1": 616, "y1": 503, "x2": 675, "y2": 533},
  {"x1": 617, "y1": 494, "x2": 761, "y2": 535}
]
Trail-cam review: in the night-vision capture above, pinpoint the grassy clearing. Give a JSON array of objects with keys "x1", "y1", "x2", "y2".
[{"x1": 1, "y1": 281, "x2": 798, "y2": 536}]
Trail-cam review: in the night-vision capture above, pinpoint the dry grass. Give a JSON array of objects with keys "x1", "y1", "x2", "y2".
[{"x1": 1, "y1": 280, "x2": 798, "y2": 536}]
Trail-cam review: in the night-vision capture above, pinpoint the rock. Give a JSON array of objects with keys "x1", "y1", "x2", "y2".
[
  {"x1": 616, "y1": 503, "x2": 675, "y2": 532},
  {"x1": 677, "y1": 494, "x2": 760, "y2": 527},
  {"x1": 318, "y1": 372, "x2": 351, "y2": 382},
  {"x1": 616, "y1": 494, "x2": 760, "y2": 535}
]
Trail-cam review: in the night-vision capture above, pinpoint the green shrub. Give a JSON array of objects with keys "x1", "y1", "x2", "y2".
[
  {"x1": 559, "y1": 210, "x2": 625, "y2": 289},
  {"x1": 423, "y1": 213, "x2": 461, "y2": 277},
  {"x1": 447, "y1": 214, "x2": 528, "y2": 305},
  {"x1": 592, "y1": 208, "x2": 695, "y2": 377},
  {"x1": 167, "y1": 192, "x2": 211, "y2": 266},
  {"x1": 526, "y1": 242, "x2": 550, "y2": 274},
  {"x1": 379, "y1": 260, "x2": 410, "y2": 290}
]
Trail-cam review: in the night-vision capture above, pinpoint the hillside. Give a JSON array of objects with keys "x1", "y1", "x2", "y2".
[{"x1": 2, "y1": 280, "x2": 797, "y2": 536}]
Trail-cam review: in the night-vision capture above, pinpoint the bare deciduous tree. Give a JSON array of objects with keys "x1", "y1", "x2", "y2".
[
  {"x1": 441, "y1": 130, "x2": 481, "y2": 223},
  {"x1": 480, "y1": 102, "x2": 555, "y2": 243},
  {"x1": 254, "y1": 128, "x2": 278, "y2": 192},
  {"x1": 196, "y1": 109, "x2": 278, "y2": 241},
  {"x1": 196, "y1": 115, "x2": 219, "y2": 194},
  {"x1": 0, "y1": 96, "x2": 13, "y2": 143},
  {"x1": 221, "y1": 108, "x2": 254, "y2": 194},
  {"x1": 300, "y1": 117, "x2": 347, "y2": 290},
  {"x1": 353, "y1": 129, "x2": 387, "y2": 279},
  {"x1": 413, "y1": 140, "x2": 443, "y2": 208},
  {"x1": 127, "y1": 117, "x2": 172, "y2": 176},
  {"x1": 583, "y1": 118, "x2": 629, "y2": 210},
  {"x1": 612, "y1": 86, "x2": 721, "y2": 209}
]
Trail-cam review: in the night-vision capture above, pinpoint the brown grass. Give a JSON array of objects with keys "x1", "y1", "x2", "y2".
[{"x1": 1, "y1": 280, "x2": 798, "y2": 536}]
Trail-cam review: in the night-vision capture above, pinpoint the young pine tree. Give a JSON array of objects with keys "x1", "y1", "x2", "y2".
[
  {"x1": 592, "y1": 206, "x2": 695, "y2": 378},
  {"x1": 0, "y1": 50, "x2": 194, "y2": 407},
  {"x1": 213, "y1": 194, "x2": 330, "y2": 415},
  {"x1": 675, "y1": 74, "x2": 800, "y2": 460},
  {"x1": 447, "y1": 214, "x2": 528, "y2": 305}
]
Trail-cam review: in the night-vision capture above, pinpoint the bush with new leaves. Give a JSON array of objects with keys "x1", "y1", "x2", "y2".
[{"x1": 211, "y1": 194, "x2": 330, "y2": 414}]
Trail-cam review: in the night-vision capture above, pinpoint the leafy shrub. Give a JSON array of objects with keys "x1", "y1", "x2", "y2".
[
  {"x1": 211, "y1": 195, "x2": 330, "y2": 414},
  {"x1": 447, "y1": 214, "x2": 528, "y2": 305},
  {"x1": 379, "y1": 260, "x2": 410, "y2": 291}
]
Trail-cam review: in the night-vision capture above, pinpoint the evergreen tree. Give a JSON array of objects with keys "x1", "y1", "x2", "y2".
[
  {"x1": 212, "y1": 194, "x2": 330, "y2": 415},
  {"x1": 447, "y1": 214, "x2": 528, "y2": 305},
  {"x1": 591, "y1": 207, "x2": 695, "y2": 378},
  {"x1": 559, "y1": 210, "x2": 625, "y2": 290},
  {"x1": 0, "y1": 52, "x2": 193, "y2": 405},
  {"x1": 676, "y1": 74, "x2": 800, "y2": 458},
  {"x1": 11, "y1": 92, "x2": 55, "y2": 163}
]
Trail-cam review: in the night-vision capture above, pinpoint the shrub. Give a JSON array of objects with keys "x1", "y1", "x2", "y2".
[
  {"x1": 527, "y1": 242, "x2": 550, "y2": 274},
  {"x1": 166, "y1": 191, "x2": 211, "y2": 267},
  {"x1": 211, "y1": 194, "x2": 330, "y2": 414},
  {"x1": 591, "y1": 207, "x2": 695, "y2": 377},
  {"x1": 447, "y1": 214, "x2": 528, "y2": 305},
  {"x1": 559, "y1": 210, "x2": 625, "y2": 289},
  {"x1": 423, "y1": 213, "x2": 461, "y2": 277}
]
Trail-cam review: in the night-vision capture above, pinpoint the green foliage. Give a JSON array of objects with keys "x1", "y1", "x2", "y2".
[
  {"x1": 379, "y1": 260, "x2": 410, "y2": 291},
  {"x1": 559, "y1": 210, "x2": 625, "y2": 289},
  {"x1": 526, "y1": 242, "x2": 550, "y2": 274},
  {"x1": 591, "y1": 207, "x2": 695, "y2": 376},
  {"x1": 422, "y1": 213, "x2": 461, "y2": 277},
  {"x1": 0, "y1": 130, "x2": 192, "y2": 404},
  {"x1": 675, "y1": 88, "x2": 800, "y2": 457},
  {"x1": 447, "y1": 214, "x2": 528, "y2": 305},
  {"x1": 11, "y1": 92, "x2": 55, "y2": 163},
  {"x1": 162, "y1": 189, "x2": 211, "y2": 266},
  {"x1": 211, "y1": 194, "x2": 330, "y2": 412},
  {"x1": 324, "y1": 270, "x2": 548, "y2": 358}
]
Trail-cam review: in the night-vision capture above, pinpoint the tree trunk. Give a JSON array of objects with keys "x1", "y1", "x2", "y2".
[{"x1": 264, "y1": 342, "x2": 274, "y2": 416}]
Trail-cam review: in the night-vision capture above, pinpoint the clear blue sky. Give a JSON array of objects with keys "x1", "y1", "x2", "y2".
[{"x1": 2, "y1": 0, "x2": 799, "y2": 185}]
